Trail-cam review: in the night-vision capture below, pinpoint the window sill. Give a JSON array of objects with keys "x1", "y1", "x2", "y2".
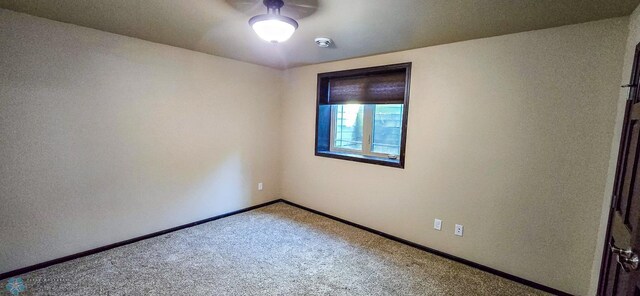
[{"x1": 315, "y1": 150, "x2": 404, "y2": 168}]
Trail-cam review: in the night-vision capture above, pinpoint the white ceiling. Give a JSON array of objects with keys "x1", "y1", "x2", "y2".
[{"x1": 1, "y1": 0, "x2": 638, "y2": 69}]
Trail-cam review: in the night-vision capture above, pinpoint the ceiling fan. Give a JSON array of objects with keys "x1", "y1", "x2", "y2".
[
  {"x1": 225, "y1": 0, "x2": 318, "y2": 43},
  {"x1": 225, "y1": 0, "x2": 318, "y2": 18}
]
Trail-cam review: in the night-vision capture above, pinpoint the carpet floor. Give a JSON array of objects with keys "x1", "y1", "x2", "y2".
[{"x1": 10, "y1": 202, "x2": 548, "y2": 295}]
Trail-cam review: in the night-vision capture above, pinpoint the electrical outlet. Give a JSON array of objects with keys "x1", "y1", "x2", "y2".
[
  {"x1": 454, "y1": 224, "x2": 463, "y2": 237},
  {"x1": 258, "y1": 183, "x2": 263, "y2": 191},
  {"x1": 434, "y1": 219, "x2": 442, "y2": 231}
]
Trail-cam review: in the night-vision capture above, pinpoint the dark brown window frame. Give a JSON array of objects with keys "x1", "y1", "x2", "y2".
[{"x1": 314, "y1": 62, "x2": 412, "y2": 168}]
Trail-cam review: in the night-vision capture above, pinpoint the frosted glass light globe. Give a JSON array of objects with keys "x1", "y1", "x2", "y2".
[{"x1": 249, "y1": 15, "x2": 298, "y2": 43}]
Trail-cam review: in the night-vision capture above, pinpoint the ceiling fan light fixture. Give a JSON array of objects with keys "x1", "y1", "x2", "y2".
[{"x1": 249, "y1": 0, "x2": 298, "y2": 43}]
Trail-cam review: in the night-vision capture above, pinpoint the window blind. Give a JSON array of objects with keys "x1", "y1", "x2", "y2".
[{"x1": 319, "y1": 69, "x2": 407, "y2": 105}]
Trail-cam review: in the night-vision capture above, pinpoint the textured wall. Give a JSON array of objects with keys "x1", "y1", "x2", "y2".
[
  {"x1": 0, "y1": 9, "x2": 282, "y2": 273},
  {"x1": 280, "y1": 18, "x2": 627, "y2": 295}
]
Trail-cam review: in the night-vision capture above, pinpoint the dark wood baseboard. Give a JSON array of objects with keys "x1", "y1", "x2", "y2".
[
  {"x1": 280, "y1": 200, "x2": 572, "y2": 296},
  {"x1": 1, "y1": 198, "x2": 572, "y2": 295},
  {"x1": 0, "y1": 199, "x2": 283, "y2": 280}
]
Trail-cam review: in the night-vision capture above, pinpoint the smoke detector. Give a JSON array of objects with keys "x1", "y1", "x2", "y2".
[{"x1": 315, "y1": 37, "x2": 333, "y2": 48}]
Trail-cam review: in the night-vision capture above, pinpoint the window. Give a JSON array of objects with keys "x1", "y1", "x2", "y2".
[{"x1": 315, "y1": 63, "x2": 411, "y2": 168}]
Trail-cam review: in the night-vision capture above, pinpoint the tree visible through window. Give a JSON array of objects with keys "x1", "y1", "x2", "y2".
[
  {"x1": 372, "y1": 104, "x2": 403, "y2": 155},
  {"x1": 333, "y1": 104, "x2": 363, "y2": 151}
]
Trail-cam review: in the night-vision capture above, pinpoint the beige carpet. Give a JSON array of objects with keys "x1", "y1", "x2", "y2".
[{"x1": 10, "y1": 202, "x2": 548, "y2": 295}]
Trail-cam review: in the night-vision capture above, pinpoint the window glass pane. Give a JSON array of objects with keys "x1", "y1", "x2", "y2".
[
  {"x1": 334, "y1": 104, "x2": 364, "y2": 151},
  {"x1": 372, "y1": 104, "x2": 403, "y2": 155}
]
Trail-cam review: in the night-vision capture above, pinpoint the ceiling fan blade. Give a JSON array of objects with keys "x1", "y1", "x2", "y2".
[{"x1": 225, "y1": 0, "x2": 318, "y2": 19}]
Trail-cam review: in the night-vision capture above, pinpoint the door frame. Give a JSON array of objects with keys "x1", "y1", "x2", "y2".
[{"x1": 597, "y1": 42, "x2": 640, "y2": 295}]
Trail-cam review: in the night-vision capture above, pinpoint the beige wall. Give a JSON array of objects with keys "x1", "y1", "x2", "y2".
[
  {"x1": 280, "y1": 18, "x2": 627, "y2": 295},
  {"x1": 0, "y1": 9, "x2": 282, "y2": 273},
  {"x1": 0, "y1": 6, "x2": 632, "y2": 295},
  {"x1": 589, "y1": 4, "x2": 640, "y2": 295}
]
